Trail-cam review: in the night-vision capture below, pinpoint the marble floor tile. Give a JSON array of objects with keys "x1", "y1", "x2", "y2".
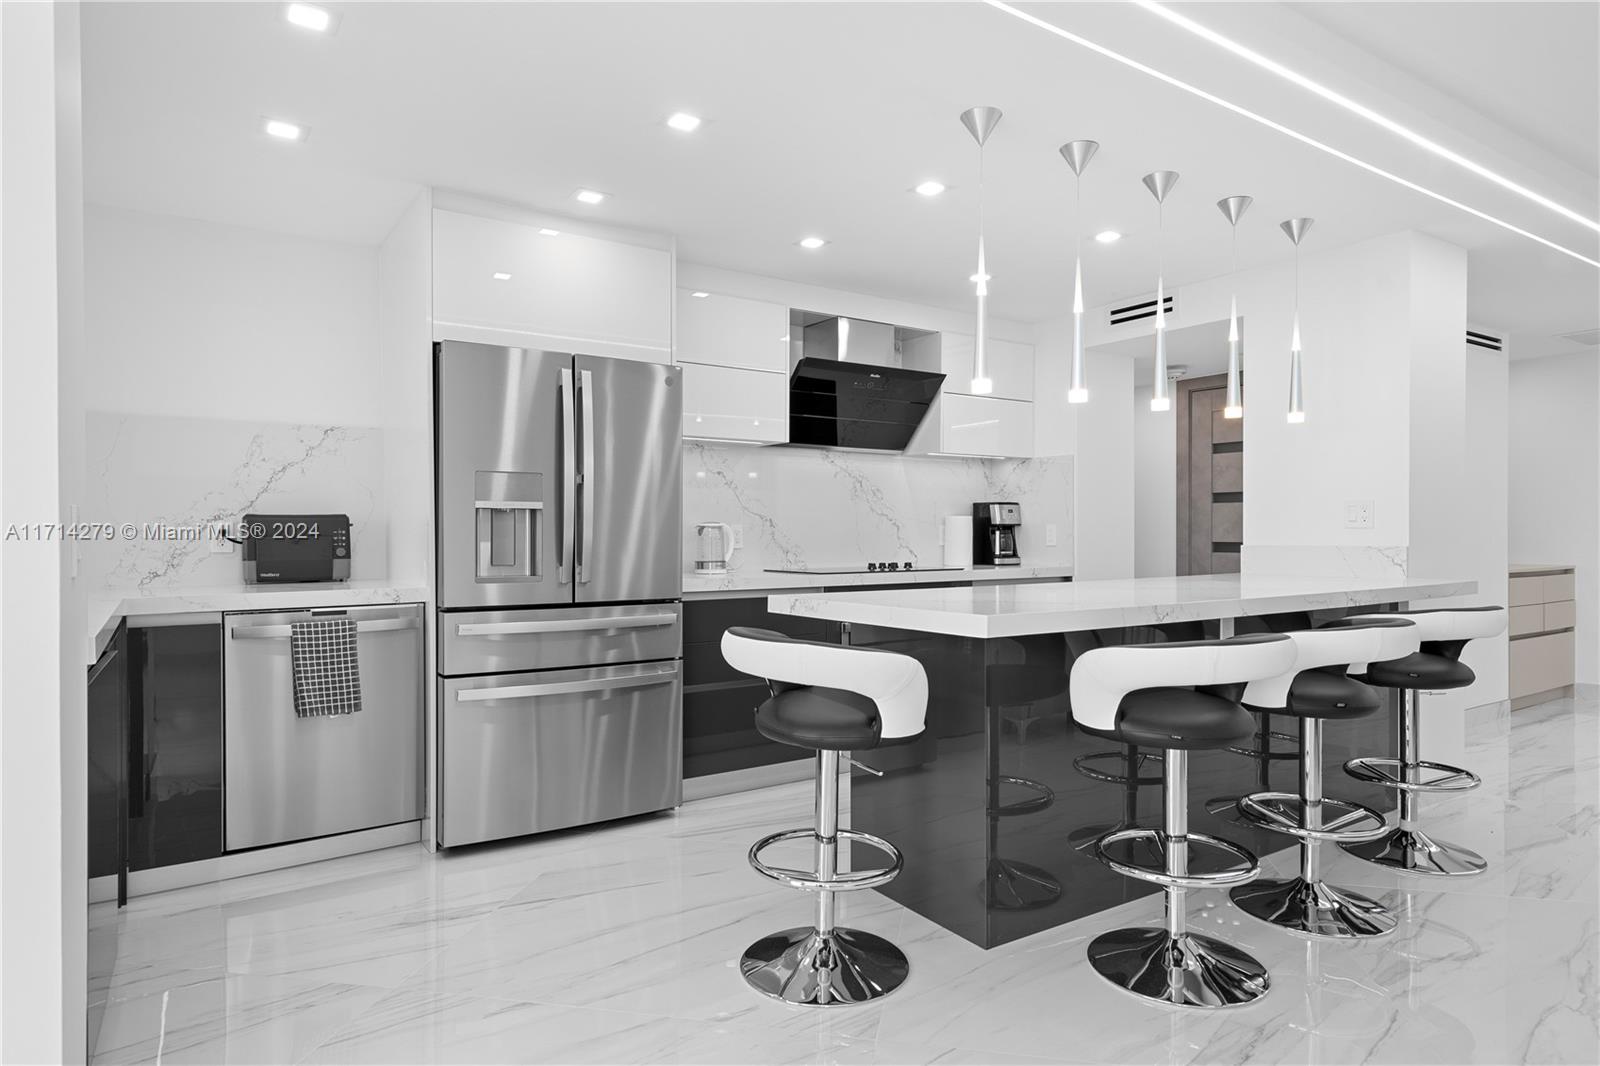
[{"x1": 92, "y1": 694, "x2": 1599, "y2": 1066}]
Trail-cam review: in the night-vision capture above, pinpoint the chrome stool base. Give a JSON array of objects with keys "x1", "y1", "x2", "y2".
[
  {"x1": 1087, "y1": 927, "x2": 1270, "y2": 1008},
  {"x1": 741, "y1": 926, "x2": 909, "y2": 1007},
  {"x1": 1230, "y1": 875, "x2": 1397, "y2": 938},
  {"x1": 985, "y1": 857, "x2": 1063, "y2": 910},
  {"x1": 1341, "y1": 825, "x2": 1488, "y2": 876}
]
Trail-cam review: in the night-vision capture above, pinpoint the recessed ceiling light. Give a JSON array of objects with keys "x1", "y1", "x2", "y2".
[
  {"x1": 690, "y1": 291, "x2": 710, "y2": 298},
  {"x1": 1094, "y1": 230, "x2": 1121, "y2": 244},
  {"x1": 263, "y1": 118, "x2": 305, "y2": 141},
  {"x1": 798, "y1": 236, "x2": 827, "y2": 250},
  {"x1": 574, "y1": 189, "x2": 605, "y2": 205},
  {"x1": 492, "y1": 272, "x2": 512, "y2": 281},
  {"x1": 538, "y1": 228, "x2": 560, "y2": 237},
  {"x1": 914, "y1": 180, "x2": 946, "y2": 197},
  {"x1": 666, "y1": 112, "x2": 702, "y2": 133},
  {"x1": 285, "y1": 3, "x2": 332, "y2": 32}
]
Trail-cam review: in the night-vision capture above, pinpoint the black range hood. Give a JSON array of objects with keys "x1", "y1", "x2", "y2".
[{"x1": 788, "y1": 357, "x2": 945, "y2": 451}]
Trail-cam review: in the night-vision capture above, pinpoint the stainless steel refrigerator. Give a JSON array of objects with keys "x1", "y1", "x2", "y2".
[{"x1": 434, "y1": 340, "x2": 683, "y2": 847}]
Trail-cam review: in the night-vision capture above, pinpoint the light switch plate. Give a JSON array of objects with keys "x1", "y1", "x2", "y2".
[
  {"x1": 1045, "y1": 523, "x2": 1058, "y2": 546},
  {"x1": 1344, "y1": 500, "x2": 1374, "y2": 530}
]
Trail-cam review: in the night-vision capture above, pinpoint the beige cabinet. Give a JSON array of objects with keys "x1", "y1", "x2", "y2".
[
  {"x1": 681, "y1": 363, "x2": 787, "y2": 445},
  {"x1": 1508, "y1": 566, "x2": 1577, "y2": 708},
  {"x1": 907, "y1": 393, "x2": 1034, "y2": 458},
  {"x1": 432, "y1": 209, "x2": 672, "y2": 363},
  {"x1": 675, "y1": 290, "x2": 789, "y2": 373},
  {"x1": 902, "y1": 332, "x2": 1034, "y2": 402}
]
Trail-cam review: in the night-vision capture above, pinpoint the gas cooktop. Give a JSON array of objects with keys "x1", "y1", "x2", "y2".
[{"x1": 762, "y1": 562, "x2": 962, "y2": 575}]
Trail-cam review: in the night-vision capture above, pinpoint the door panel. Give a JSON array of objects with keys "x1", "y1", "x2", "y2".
[
  {"x1": 440, "y1": 662, "x2": 682, "y2": 845},
  {"x1": 1176, "y1": 374, "x2": 1242, "y2": 575},
  {"x1": 437, "y1": 341, "x2": 571, "y2": 608},
  {"x1": 574, "y1": 355, "x2": 682, "y2": 603},
  {"x1": 439, "y1": 603, "x2": 681, "y2": 677}
]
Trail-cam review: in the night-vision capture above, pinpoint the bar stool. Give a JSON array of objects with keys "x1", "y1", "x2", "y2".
[
  {"x1": 1336, "y1": 606, "x2": 1507, "y2": 876},
  {"x1": 1229, "y1": 618, "x2": 1421, "y2": 938},
  {"x1": 720, "y1": 626, "x2": 928, "y2": 1006},
  {"x1": 1070, "y1": 633, "x2": 1298, "y2": 1008}
]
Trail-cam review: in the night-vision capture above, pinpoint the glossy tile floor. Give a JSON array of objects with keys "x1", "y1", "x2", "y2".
[{"x1": 90, "y1": 693, "x2": 1598, "y2": 1065}]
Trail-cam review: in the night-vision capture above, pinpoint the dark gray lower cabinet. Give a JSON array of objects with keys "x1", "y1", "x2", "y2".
[
  {"x1": 87, "y1": 621, "x2": 128, "y2": 890},
  {"x1": 126, "y1": 623, "x2": 224, "y2": 871}
]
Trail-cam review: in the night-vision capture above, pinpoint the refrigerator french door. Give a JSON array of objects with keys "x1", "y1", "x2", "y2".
[{"x1": 434, "y1": 341, "x2": 683, "y2": 847}]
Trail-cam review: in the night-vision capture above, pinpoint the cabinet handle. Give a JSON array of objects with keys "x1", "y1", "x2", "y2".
[
  {"x1": 456, "y1": 667, "x2": 678, "y2": 703},
  {"x1": 454, "y1": 613, "x2": 675, "y2": 637},
  {"x1": 230, "y1": 618, "x2": 418, "y2": 640}
]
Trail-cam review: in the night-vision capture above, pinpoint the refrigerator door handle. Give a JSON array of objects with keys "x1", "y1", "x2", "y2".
[
  {"x1": 559, "y1": 367, "x2": 576, "y2": 584},
  {"x1": 454, "y1": 613, "x2": 676, "y2": 637},
  {"x1": 455, "y1": 665, "x2": 678, "y2": 703},
  {"x1": 578, "y1": 368, "x2": 595, "y2": 585}
]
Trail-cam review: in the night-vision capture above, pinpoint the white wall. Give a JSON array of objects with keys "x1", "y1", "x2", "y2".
[
  {"x1": 1132, "y1": 384, "x2": 1177, "y2": 578},
  {"x1": 85, "y1": 205, "x2": 382, "y2": 425},
  {"x1": 1, "y1": 3, "x2": 85, "y2": 1059},
  {"x1": 1509, "y1": 352, "x2": 1600, "y2": 685},
  {"x1": 1459, "y1": 345, "x2": 1509, "y2": 706}
]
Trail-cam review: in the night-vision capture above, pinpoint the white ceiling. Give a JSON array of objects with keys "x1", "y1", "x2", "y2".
[{"x1": 81, "y1": 2, "x2": 1599, "y2": 355}]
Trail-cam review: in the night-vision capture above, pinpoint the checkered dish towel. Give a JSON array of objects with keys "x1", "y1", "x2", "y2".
[{"x1": 290, "y1": 618, "x2": 363, "y2": 717}]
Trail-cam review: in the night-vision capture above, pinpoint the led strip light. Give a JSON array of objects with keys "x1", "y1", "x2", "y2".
[{"x1": 982, "y1": 0, "x2": 1600, "y2": 269}]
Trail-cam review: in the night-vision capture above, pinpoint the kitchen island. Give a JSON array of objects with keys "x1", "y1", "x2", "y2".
[{"x1": 766, "y1": 573, "x2": 1476, "y2": 948}]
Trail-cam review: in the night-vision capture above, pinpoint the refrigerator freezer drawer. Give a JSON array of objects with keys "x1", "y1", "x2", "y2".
[
  {"x1": 438, "y1": 603, "x2": 681, "y2": 677},
  {"x1": 440, "y1": 662, "x2": 683, "y2": 846},
  {"x1": 223, "y1": 605, "x2": 423, "y2": 851}
]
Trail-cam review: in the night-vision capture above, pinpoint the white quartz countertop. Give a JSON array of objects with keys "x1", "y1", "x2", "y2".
[
  {"x1": 682, "y1": 564, "x2": 1073, "y2": 598},
  {"x1": 768, "y1": 573, "x2": 1477, "y2": 639},
  {"x1": 86, "y1": 580, "x2": 429, "y2": 665}
]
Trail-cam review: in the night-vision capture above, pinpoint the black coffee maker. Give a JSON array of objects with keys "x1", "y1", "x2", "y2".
[{"x1": 973, "y1": 502, "x2": 1022, "y2": 566}]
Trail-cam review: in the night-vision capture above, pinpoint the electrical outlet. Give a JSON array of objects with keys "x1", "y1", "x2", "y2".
[
  {"x1": 1344, "y1": 500, "x2": 1374, "y2": 530},
  {"x1": 1045, "y1": 523, "x2": 1058, "y2": 547},
  {"x1": 208, "y1": 521, "x2": 233, "y2": 554},
  {"x1": 730, "y1": 524, "x2": 744, "y2": 549}
]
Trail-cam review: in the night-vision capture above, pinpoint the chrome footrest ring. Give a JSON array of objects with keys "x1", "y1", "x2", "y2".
[
  {"x1": 1092, "y1": 827, "x2": 1261, "y2": 889},
  {"x1": 995, "y1": 775, "x2": 1054, "y2": 817},
  {"x1": 1072, "y1": 750, "x2": 1164, "y2": 785},
  {"x1": 1343, "y1": 756, "x2": 1482, "y2": 793},
  {"x1": 748, "y1": 827, "x2": 903, "y2": 892},
  {"x1": 1225, "y1": 729, "x2": 1301, "y2": 761},
  {"x1": 1237, "y1": 792, "x2": 1389, "y2": 843}
]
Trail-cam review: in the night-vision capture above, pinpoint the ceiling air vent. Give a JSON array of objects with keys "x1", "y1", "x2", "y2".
[
  {"x1": 1465, "y1": 328, "x2": 1504, "y2": 352},
  {"x1": 1560, "y1": 328, "x2": 1600, "y2": 347},
  {"x1": 1108, "y1": 291, "x2": 1177, "y2": 327}
]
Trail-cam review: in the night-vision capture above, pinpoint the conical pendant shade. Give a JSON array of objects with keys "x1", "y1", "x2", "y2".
[
  {"x1": 1059, "y1": 139, "x2": 1098, "y2": 176},
  {"x1": 1217, "y1": 196, "x2": 1252, "y2": 419},
  {"x1": 959, "y1": 107, "x2": 1003, "y2": 148},
  {"x1": 961, "y1": 108, "x2": 1003, "y2": 394},
  {"x1": 1062, "y1": 141, "x2": 1098, "y2": 404},
  {"x1": 1281, "y1": 217, "x2": 1314, "y2": 423},
  {"x1": 1143, "y1": 172, "x2": 1179, "y2": 412}
]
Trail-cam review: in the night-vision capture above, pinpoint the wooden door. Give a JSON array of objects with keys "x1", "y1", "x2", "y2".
[{"x1": 1176, "y1": 374, "x2": 1243, "y2": 575}]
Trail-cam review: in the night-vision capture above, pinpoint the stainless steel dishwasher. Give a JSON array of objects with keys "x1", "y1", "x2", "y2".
[{"x1": 223, "y1": 603, "x2": 423, "y2": 851}]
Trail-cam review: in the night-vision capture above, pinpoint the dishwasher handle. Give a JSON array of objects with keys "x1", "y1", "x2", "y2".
[
  {"x1": 229, "y1": 617, "x2": 419, "y2": 640},
  {"x1": 454, "y1": 613, "x2": 676, "y2": 638},
  {"x1": 455, "y1": 665, "x2": 678, "y2": 703}
]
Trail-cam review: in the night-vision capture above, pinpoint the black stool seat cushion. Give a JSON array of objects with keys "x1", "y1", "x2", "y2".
[
  {"x1": 1357, "y1": 652, "x2": 1475, "y2": 691},
  {"x1": 1078, "y1": 687, "x2": 1256, "y2": 749},
  {"x1": 1273, "y1": 670, "x2": 1383, "y2": 719},
  {"x1": 755, "y1": 686, "x2": 885, "y2": 751}
]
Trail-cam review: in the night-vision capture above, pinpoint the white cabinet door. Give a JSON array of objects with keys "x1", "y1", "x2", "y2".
[
  {"x1": 432, "y1": 210, "x2": 672, "y2": 363},
  {"x1": 908, "y1": 332, "x2": 1033, "y2": 401},
  {"x1": 675, "y1": 290, "x2": 790, "y2": 373},
  {"x1": 911, "y1": 394, "x2": 1033, "y2": 457},
  {"x1": 681, "y1": 364, "x2": 787, "y2": 444}
]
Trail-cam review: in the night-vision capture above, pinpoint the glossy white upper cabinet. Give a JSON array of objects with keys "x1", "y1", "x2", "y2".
[
  {"x1": 681, "y1": 363, "x2": 788, "y2": 445},
  {"x1": 902, "y1": 332, "x2": 1034, "y2": 401},
  {"x1": 432, "y1": 209, "x2": 672, "y2": 363},
  {"x1": 675, "y1": 290, "x2": 790, "y2": 374},
  {"x1": 907, "y1": 394, "x2": 1034, "y2": 458}
]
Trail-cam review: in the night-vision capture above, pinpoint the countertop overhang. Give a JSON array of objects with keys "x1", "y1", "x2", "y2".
[
  {"x1": 683, "y1": 564, "x2": 1073, "y2": 598},
  {"x1": 768, "y1": 573, "x2": 1477, "y2": 639}
]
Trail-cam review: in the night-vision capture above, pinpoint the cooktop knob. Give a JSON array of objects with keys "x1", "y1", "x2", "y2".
[{"x1": 904, "y1": 561, "x2": 915, "y2": 570}]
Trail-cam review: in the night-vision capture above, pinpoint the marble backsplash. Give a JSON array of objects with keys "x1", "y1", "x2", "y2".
[
  {"x1": 83, "y1": 411, "x2": 386, "y2": 593},
  {"x1": 684, "y1": 442, "x2": 1073, "y2": 576}
]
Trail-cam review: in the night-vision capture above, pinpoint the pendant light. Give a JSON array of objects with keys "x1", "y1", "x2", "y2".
[
  {"x1": 1060, "y1": 140, "x2": 1099, "y2": 404},
  {"x1": 1142, "y1": 170, "x2": 1179, "y2": 412},
  {"x1": 1216, "y1": 195, "x2": 1253, "y2": 419},
  {"x1": 960, "y1": 107, "x2": 1002, "y2": 395},
  {"x1": 1280, "y1": 217, "x2": 1313, "y2": 424}
]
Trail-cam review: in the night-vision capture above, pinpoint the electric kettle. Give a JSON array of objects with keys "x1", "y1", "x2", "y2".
[{"x1": 695, "y1": 522, "x2": 737, "y2": 575}]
